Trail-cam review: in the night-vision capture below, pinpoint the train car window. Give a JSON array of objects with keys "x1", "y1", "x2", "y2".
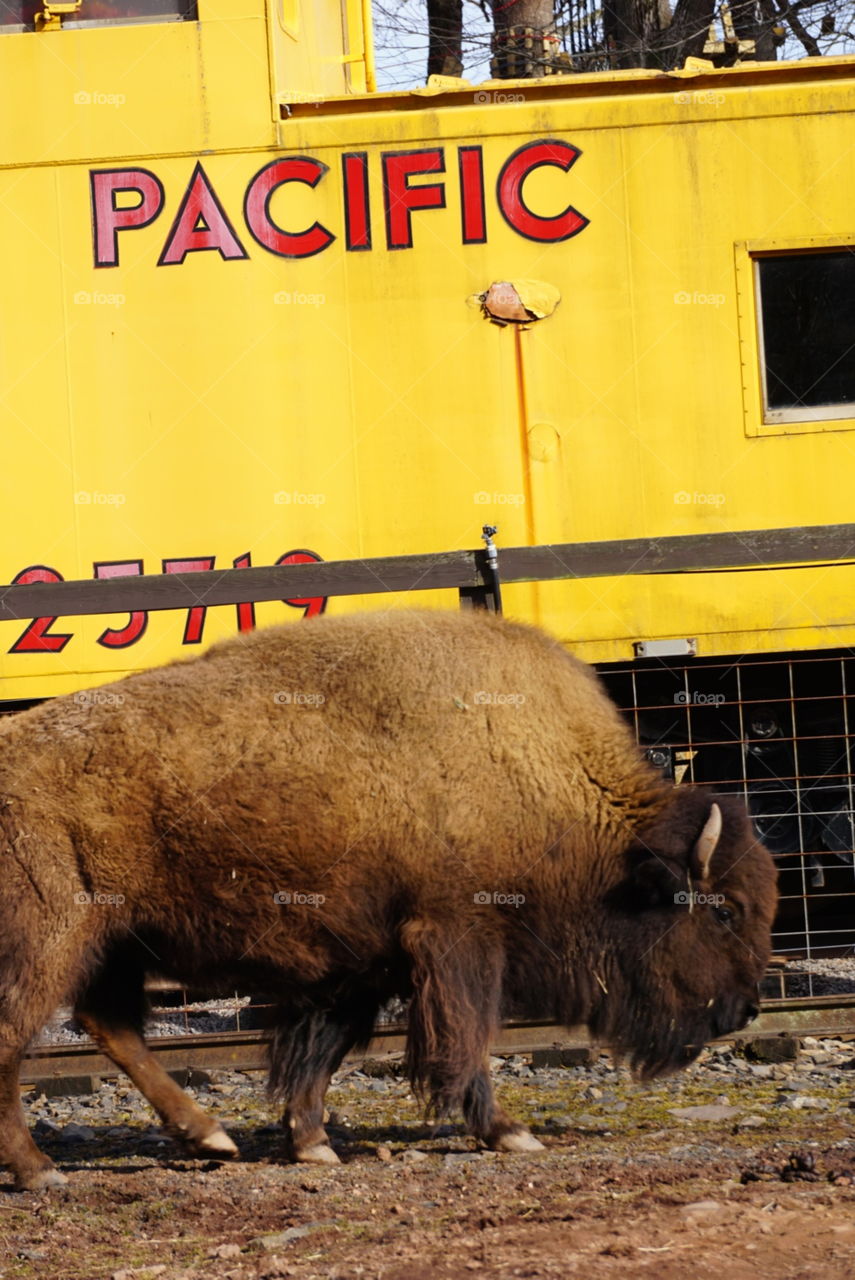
[
  {"x1": 0, "y1": 0, "x2": 195, "y2": 31},
  {"x1": 756, "y1": 251, "x2": 855, "y2": 424}
]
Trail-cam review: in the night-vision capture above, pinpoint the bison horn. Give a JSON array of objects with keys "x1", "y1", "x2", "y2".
[{"x1": 692, "y1": 803, "x2": 722, "y2": 882}]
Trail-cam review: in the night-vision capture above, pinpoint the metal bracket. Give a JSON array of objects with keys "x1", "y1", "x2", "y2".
[
  {"x1": 459, "y1": 526, "x2": 503, "y2": 613},
  {"x1": 35, "y1": 0, "x2": 82, "y2": 30}
]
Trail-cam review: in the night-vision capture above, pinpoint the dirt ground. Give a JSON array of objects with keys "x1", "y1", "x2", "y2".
[{"x1": 3, "y1": 1049, "x2": 855, "y2": 1280}]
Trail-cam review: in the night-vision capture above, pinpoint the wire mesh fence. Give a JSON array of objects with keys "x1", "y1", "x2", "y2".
[{"x1": 598, "y1": 647, "x2": 855, "y2": 1004}]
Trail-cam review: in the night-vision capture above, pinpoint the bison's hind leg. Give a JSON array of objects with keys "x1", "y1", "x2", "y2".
[
  {"x1": 74, "y1": 948, "x2": 237, "y2": 1160},
  {"x1": 270, "y1": 984, "x2": 383, "y2": 1165}
]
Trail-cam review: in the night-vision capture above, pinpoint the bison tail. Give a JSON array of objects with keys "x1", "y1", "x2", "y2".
[{"x1": 401, "y1": 916, "x2": 503, "y2": 1119}]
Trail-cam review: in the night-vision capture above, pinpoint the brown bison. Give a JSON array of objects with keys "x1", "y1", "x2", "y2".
[{"x1": 0, "y1": 609, "x2": 777, "y2": 1190}]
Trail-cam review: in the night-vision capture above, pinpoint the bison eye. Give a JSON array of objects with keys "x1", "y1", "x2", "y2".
[{"x1": 715, "y1": 904, "x2": 735, "y2": 925}]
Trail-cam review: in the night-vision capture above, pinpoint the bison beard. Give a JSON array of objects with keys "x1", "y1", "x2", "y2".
[{"x1": 0, "y1": 609, "x2": 777, "y2": 1190}]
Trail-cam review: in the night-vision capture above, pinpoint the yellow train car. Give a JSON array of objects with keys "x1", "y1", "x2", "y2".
[{"x1": 2, "y1": 0, "x2": 855, "y2": 956}]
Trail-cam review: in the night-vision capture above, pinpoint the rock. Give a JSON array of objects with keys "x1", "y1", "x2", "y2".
[
  {"x1": 33, "y1": 1118, "x2": 62, "y2": 1137},
  {"x1": 736, "y1": 1116, "x2": 766, "y2": 1129},
  {"x1": 60, "y1": 1122, "x2": 95, "y2": 1143},
  {"x1": 376, "y1": 1145, "x2": 393, "y2": 1162},
  {"x1": 744, "y1": 1037, "x2": 800, "y2": 1063},
  {"x1": 669, "y1": 1105, "x2": 741, "y2": 1122},
  {"x1": 253, "y1": 1228, "x2": 309, "y2": 1251},
  {"x1": 531, "y1": 1047, "x2": 592, "y2": 1068},
  {"x1": 360, "y1": 1057, "x2": 401, "y2": 1079},
  {"x1": 782, "y1": 1095, "x2": 829, "y2": 1110},
  {"x1": 111, "y1": 1268, "x2": 167, "y2": 1280},
  {"x1": 680, "y1": 1200, "x2": 722, "y2": 1213},
  {"x1": 443, "y1": 1152, "x2": 484, "y2": 1165},
  {"x1": 399, "y1": 1148, "x2": 430, "y2": 1163},
  {"x1": 582, "y1": 1086, "x2": 603, "y2": 1101},
  {"x1": 209, "y1": 1243, "x2": 242, "y2": 1259}
]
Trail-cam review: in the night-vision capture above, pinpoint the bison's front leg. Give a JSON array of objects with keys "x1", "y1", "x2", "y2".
[
  {"x1": 402, "y1": 917, "x2": 543, "y2": 1152},
  {"x1": 462, "y1": 1063, "x2": 544, "y2": 1152},
  {"x1": 270, "y1": 987, "x2": 382, "y2": 1165}
]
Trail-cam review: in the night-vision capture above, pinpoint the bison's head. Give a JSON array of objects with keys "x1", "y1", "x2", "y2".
[{"x1": 595, "y1": 789, "x2": 778, "y2": 1078}]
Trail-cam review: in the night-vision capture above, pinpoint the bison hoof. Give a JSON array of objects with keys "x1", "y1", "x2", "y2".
[
  {"x1": 295, "y1": 1142, "x2": 340, "y2": 1166},
  {"x1": 194, "y1": 1127, "x2": 239, "y2": 1158},
  {"x1": 18, "y1": 1166, "x2": 68, "y2": 1192},
  {"x1": 491, "y1": 1129, "x2": 545, "y2": 1154}
]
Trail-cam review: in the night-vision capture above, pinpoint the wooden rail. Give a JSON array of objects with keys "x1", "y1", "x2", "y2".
[
  {"x1": 2, "y1": 522, "x2": 855, "y2": 622},
  {"x1": 20, "y1": 998, "x2": 855, "y2": 1085}
]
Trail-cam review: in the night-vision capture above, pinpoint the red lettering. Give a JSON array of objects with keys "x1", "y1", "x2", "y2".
[
  {"x1": 382, "y1": 149, "x2": 445, "y2": 250},
  {"x1": 277, "y1": 550, "x2": 327, "y2": 619},
  {"x1": 94, "y1": 561, "x2": 147, "y2": 648},
  {"x1": 496, "y1": 140, "x2": 588, "y2": 243},
  {"x1": 162, "y1": 557, "x2": 215, "y2": 644},
  {"x1": 232, "y1": 551, "x2": 256, "y2": 633},
  {"x1": 91, "y1": 169, "x2": 165, "y2": 268},
  {"x1": 244, "y1": 158, "x2": 334, "y2": 259},
  {"x1": 158, "y1": 163, "x2": 248, "y2": 267},
  {"x1": 8, "y1": 566, "x2": 72, "y2": 653},
  {"x1": 458, "y1": 146, "x2": 486, "y2": 245},
  {"x1": 342, "y1": 152, "x2": 371, "y2": 251}
]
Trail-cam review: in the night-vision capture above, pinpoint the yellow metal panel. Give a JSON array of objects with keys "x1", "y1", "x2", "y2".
[{"x1": 3, "y1": 57, "x2": 855, "y2": 696}]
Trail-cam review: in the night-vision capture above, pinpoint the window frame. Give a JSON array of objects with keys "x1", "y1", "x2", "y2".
[{"x1": 735, "y1": 235, "x2": 855, "y2": 438}]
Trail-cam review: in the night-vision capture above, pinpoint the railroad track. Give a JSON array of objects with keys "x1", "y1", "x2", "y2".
[{"x1": 21, "y1": 996, "x2": 855, "y2": 1086}]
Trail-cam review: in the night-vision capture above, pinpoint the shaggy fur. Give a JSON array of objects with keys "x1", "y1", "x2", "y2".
[{"x1": 0, "y1": 609, "x2": 777, "y2": 1188}]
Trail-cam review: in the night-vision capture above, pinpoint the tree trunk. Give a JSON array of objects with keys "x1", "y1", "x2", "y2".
[
  {"x1": 652, "y1": 0, "x2": 716, "y2": 67},
  {"x1": 427, "y1": 0, "x2": 464, "y2": 77},
  {"x1": 491, "y1": 0, "x2": 557, "y2": 77},
  {"x1": 604, "y1": 0, "x2": 671, "y2": 67}
]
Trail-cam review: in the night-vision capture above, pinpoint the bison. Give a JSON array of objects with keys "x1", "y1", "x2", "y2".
[{"x1": 0, "y1": 609, "x2": 777, "y2": 1190}]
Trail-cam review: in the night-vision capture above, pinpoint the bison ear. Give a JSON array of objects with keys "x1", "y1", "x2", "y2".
[{"x1": 630, "y1": 855, "x2": 685, "y2": 908}]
